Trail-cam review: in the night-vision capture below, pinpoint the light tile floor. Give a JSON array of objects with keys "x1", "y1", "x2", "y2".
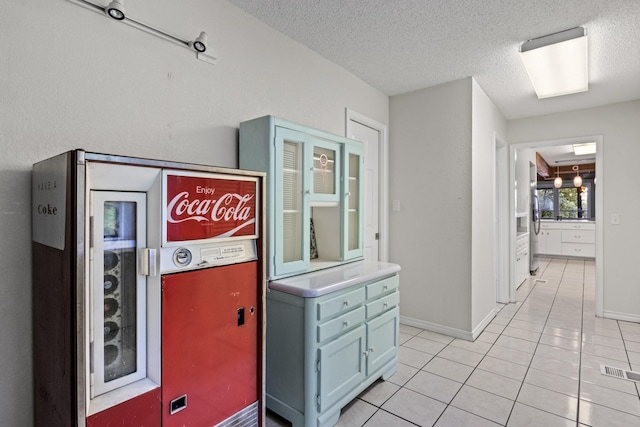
[{"x1": 266, "y1": 258, "x2": 640, "y2": 426}]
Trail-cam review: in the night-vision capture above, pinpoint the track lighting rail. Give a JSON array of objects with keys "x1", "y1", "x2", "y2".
[{"x1": 67, "y1": 0, "x2": 217, "y2": 65}]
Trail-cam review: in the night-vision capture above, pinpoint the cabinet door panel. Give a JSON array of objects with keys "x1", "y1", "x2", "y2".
[
  {"x1": 366, "y1": 307, "x2": 399, "y2": 375},
  {"x1": 318, "y1": 325, "x2": 366, "y2": 411},
  {"x1": 274, "y1": 127, "x2": 310, "y2": 277},
  {"x1": 342, "y1": 143, "x2": 364, "y2": 260},
  {"x1": 310, "y1": 138, "x2": 341, "y2": 202},
  {"x1": 546, "y1": 230, "x2": 562, "y2": 255}
]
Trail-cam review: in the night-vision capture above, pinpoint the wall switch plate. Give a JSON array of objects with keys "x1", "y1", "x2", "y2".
[
  {"x1": 611, "y1": 213, "x2": 620, "y2": 225},
  {"x1": 392, "y1": 200, "x2": 401, "y2": 212}
]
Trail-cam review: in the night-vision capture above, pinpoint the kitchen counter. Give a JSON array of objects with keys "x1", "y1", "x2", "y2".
[
  {"x1": 269, "y1": 260, "x2": 401, "y2": 298},
  {"x1": 541, "y1": 219, "x2": 595, "y2": 222}
]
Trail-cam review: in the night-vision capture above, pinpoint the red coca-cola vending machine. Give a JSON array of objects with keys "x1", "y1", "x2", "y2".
[{"x1": 32, "y1": 150, "x2": 265, "y2": 427}]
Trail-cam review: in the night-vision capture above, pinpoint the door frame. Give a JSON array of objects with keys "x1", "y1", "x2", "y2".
[
  {"x1": 495, "y1": 133, "x2": 510, "y2": 303},
  {"x1": 507, "y1": 135, "x2": 603, "y2": 315},
  {"x1": 345, "y1": 109, "x2": 389, "y2": 262}
]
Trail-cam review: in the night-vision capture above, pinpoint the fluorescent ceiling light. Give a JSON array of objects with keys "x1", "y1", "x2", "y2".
[
  {"x1": 519, "y1": 27, "x2": 588, "y2": 99},
  {"x1": 573, "y1": 143, "x2": 596, "y2": 155}
]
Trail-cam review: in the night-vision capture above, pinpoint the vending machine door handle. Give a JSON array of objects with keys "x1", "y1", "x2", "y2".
[{"x1": 140, "y1": 248, "x2": 157, "y2": 276}]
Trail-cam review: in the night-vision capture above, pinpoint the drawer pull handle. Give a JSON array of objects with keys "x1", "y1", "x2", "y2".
[
  {"x1": 575, "y1": 235, "x2": 581, "y2": 239},
  {"x1": 343, "y1": 321, "x2": 350, "y2": 327},
  {"x1": 369, "y1": 347, "x2": 375, "y2": 353},
  {"x1": 363, "y1": 351, "x2": 369, "y2": 357},
  {"x1": 383, "y1": 302, "x2": 389, "y2": 308},
  {"x1": 383, "y1": 284, "x2": 388, "y2": 290},
  {"x1": 343, "y1": 300, "x2": 350, "y2": 307}
]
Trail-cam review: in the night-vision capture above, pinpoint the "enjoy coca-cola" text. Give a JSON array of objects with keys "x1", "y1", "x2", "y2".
[{"x1": 167, "y1": 190, "x2": 254, "y2": 224}]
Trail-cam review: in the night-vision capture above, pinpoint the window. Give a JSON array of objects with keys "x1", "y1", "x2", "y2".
[{"x1": 537, "y1": 181, "x2": 594, "y2": 220}]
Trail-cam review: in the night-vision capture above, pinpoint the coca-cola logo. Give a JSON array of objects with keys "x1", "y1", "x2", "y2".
[
  {"x1": 165, "y1": 174, "x2": 257, "y2": 241},
  {"x1": 168, "y1": 190, "x2": 254, "y2": 232}
]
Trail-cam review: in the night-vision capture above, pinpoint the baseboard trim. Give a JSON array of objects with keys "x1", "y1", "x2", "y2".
[
  {"x1": 602, "y1": 310, "x2": 640, "y2": 324},
  {"x1": 400, "y1": 308, "x2": 499, "y2": 342},
  {"x1": 400, "y1": 316, "x2": 473, "y2": 341},
  {"x1": 471, "y1": 308, "x2": 499, "y2": 341}
]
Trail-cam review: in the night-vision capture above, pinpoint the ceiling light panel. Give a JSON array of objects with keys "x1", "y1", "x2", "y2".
[
  {"x1": 520, "y1": 27, "x2": 588, "y2": 99},
  {"x1": 573, "y1": 143, "x2": 596, "y2": 155}
]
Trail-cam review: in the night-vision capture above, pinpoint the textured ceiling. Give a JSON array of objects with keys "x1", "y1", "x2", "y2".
[{"x1": 228, "y1": 0, "x2": 640, "y2": 119}]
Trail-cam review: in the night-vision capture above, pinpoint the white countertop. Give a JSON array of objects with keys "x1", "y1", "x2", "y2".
[
  {"x1": 541, "y1": 219, "x2": 595, "y2": 223},
  {"x1": 269, "y1": 260, "x2": 401, "y2": 298}
]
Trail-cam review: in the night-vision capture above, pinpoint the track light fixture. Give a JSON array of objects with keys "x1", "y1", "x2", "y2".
[
  {"x1": 68, "y1": 0, "x2": 217, "y2": 64},
  {"x1": 190, "y1": 32, "x2": 208, "y2": 53},
  {"x1": 105, "y1": 0, "x2": 125, "y2": 20}
]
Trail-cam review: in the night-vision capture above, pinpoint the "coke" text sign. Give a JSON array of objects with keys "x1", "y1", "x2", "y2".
[{"x1": 165, "y1": 172, "x2": 258, "y2": 242}]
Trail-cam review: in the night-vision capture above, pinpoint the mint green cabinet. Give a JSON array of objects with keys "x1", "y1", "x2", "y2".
[
  {"x1": 265, "y1": 263, "x2": 400, "y2": 427},
  {"x1": 239, "y1": 116, "x2": 364, "y2": 280}
]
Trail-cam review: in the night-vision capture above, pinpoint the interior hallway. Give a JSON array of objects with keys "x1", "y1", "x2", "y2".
[{"x1": 267, "y1": 258, "x2": 640, "y2": 426}]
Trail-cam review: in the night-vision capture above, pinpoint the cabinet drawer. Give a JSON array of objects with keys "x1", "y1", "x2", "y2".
[
  {"x1": 317, "y1": 306, "x2": 366, "y2": 343},
  {"x1": 561, "y1": 230, "x2": 595, "y2": 244},
  {"x1": 366, "y1": 275, "x2": 399, "y2": 299},
  {"x1": 516, "y1": 238, "x2": 528, "y2": 252},
  {"x1": 562, "y1": 222, "x2": 595, "y2": 231},
  {"x1": 561, "y1": 243, "x2": 595, "y2": 258},
  {"x1": 540, "y1": 222, "x2": 563, "y2": 230},
  {"x1": 317, "y1": 287, "x2": 366, "y2": 321},
  {"x1": 366, "y1": 291, "x2": 399, "y2": 319}
]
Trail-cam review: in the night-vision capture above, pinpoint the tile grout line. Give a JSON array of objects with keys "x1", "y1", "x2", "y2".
[
  {"x1": 576, "y1": 258, "x2": 586, "y2": 427},
  {"x1": 430, "y1": 257, "x2": 555, "y2": 426},
  {"x1": 503, "y1": 258, "x2": 577, "y2": 426}
]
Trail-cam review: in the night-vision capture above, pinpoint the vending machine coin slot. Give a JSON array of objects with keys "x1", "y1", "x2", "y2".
[{"x1": 170, "y1": 394, "x2": 187, "y2": 415}]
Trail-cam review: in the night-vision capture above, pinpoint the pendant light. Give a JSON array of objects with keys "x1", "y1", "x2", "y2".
[
  {"x1": 573, "y1": 165, "x2": 582, "y2": 187},
  {"x1": 554, "y1": 165, "x2": 563, "y2": 188}
]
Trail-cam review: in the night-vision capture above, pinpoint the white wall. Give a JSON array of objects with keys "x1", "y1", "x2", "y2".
[
  {"x1": 515, "y1": 148, "x2": 536, "y2": 216},
  {"x1": 508, "y1": 100, "x2": 640, "y2": 322},
  {"x1": 390, "y1": 78, "x2": 506, "y2": 338},
  {"x1": 389, "y1": 78, "x2": 473, "y2": 334},
  {"x1": 471, "y1": 80, "x2": 507, "y2": 330},
  {"x1": 0, "y1": 1, "x2": 388, "y2": 424}
]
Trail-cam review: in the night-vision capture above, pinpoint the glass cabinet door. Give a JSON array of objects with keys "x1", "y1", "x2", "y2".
[
  {"x1": 90, "y1": 191, "x2": 147, "y2": 397},
  {"x1": 310, "y1": 139, "x2": 341, "y2": 202},
  {"x1": 274, "y1": 127, "x2": 310, "y2": 277},
  {"x1": 343, "y1": 143, "x2": 364, "y2": 260}
]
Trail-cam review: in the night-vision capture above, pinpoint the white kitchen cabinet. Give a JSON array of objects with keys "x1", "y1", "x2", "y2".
[
  {"x1": 265, "y1": 261, "x2": 400, "y2": 427},
  {"x1": 239, "y1": 116, "x2": 364, "y2": 280},
  {"x1": 515, "y1": 233, "x2": 529, "y2": 287},
  {"x1": 560, "y1": 222, "x2": 595, "y2": 258},
  {"x1": 537, "y1": 221, "x2": 595, "y2": 258},
  {"x1": 537, "y1": 222, "x2": 562, "y2": 256}
]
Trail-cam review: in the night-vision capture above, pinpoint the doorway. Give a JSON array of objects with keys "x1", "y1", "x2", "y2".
[
  {"x1": 345, "y1": 109, "x2": 388, "y2": 262},
  {"x1": 507, "y1": 135, "x2": 603, "y2": 315}
]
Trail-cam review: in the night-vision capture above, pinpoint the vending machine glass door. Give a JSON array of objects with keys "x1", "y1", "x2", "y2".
[{"x1": 91, "y1": 191, "x2": 147, "y2": 397}]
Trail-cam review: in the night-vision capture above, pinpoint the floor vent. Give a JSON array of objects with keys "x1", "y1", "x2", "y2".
[{"x1": 600, "y1": 364, "x2": 640, "y2": 382}]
